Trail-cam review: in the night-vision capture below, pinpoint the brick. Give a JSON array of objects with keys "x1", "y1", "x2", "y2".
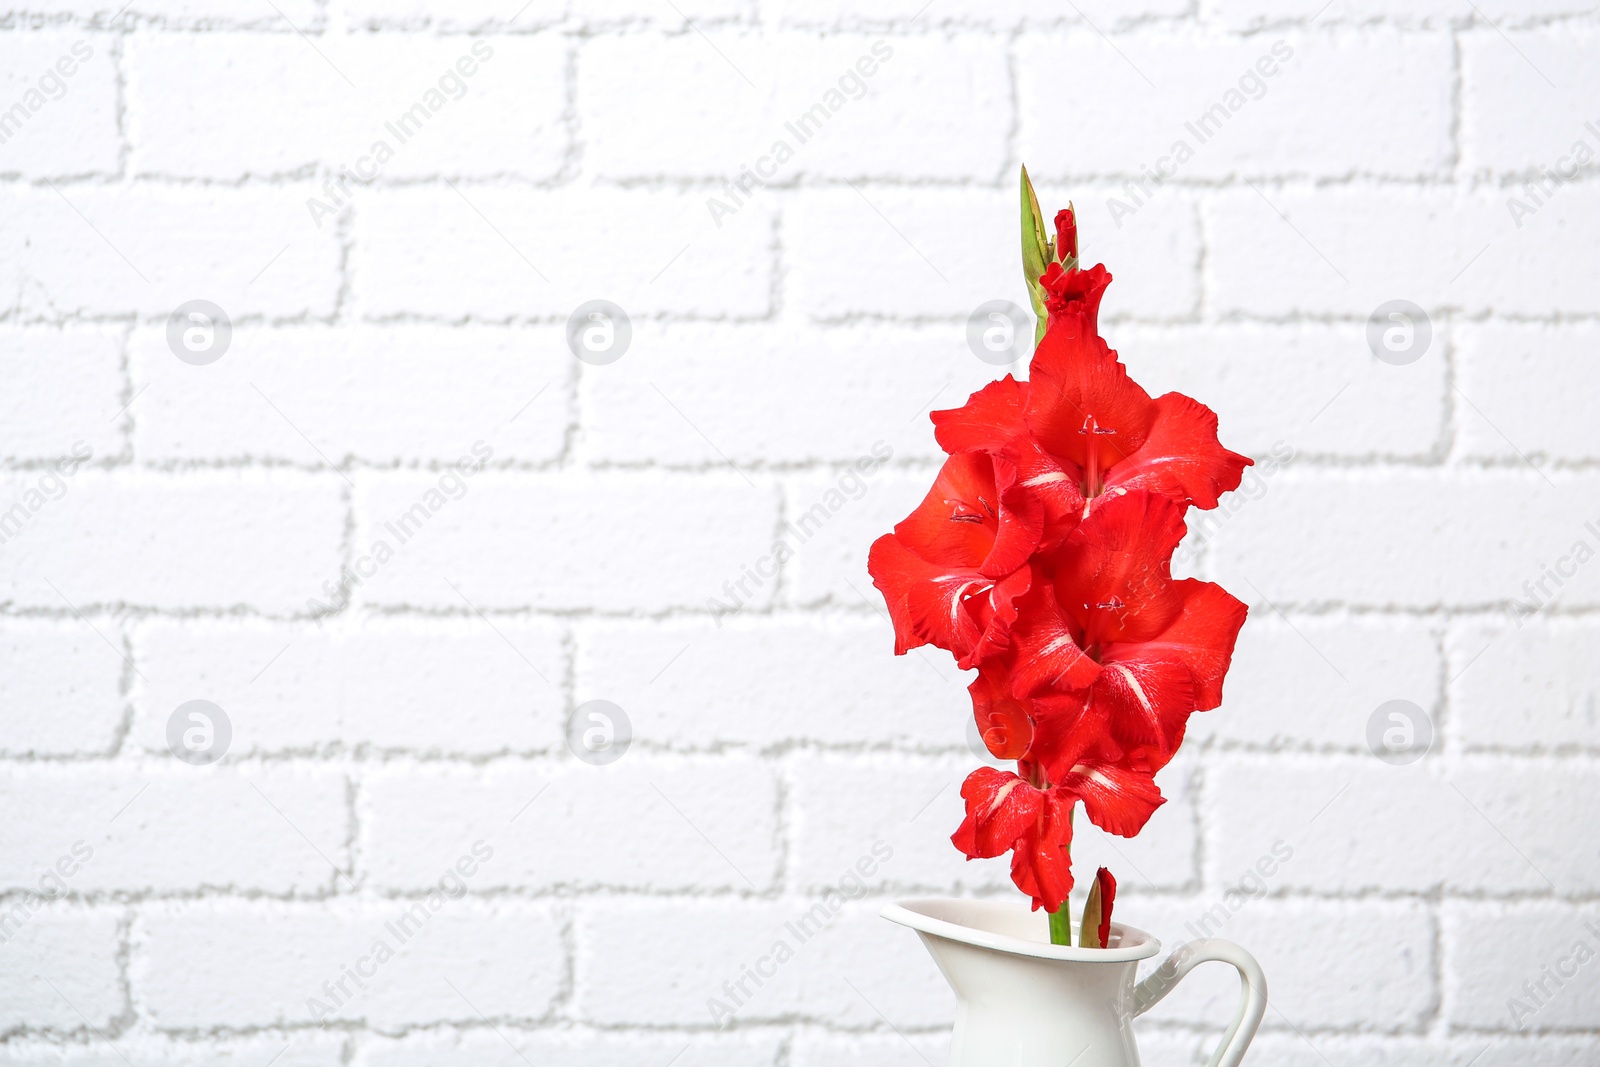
[
  {"x1": 787, "y1": 186, "x2": 1017, "y2": 321},
  {"x1": 1232, "y1": 1035, "x2": 1600, "y2": 1067},
  {"x1": 138, "y1": 899, "x2": 561, "y2": 1029},
  {"x1": 0, "y1": 908, "x2": 121, "y2": 1033},
  {"x1": 1051, "y1": 189, "x2": 1202, "y2": 320},
  {"x1": 0, "y1": 619, "x2": 125, "y2": 756},
  {"x1": 563, "y1": 0, "x2": 747, "y2": 21},
  {"x1": 790, "y1": 1033, "x2": 953, "y2": 1067},
  {"x1": 0, "y1": 33, "x2": 118, "y2": 178},
  {"x1": 789, "y1": 755, "x2": 990, "y2": 894},
  {"x1": 353, "y1": 470, "x2": 777, "y2": 612},
  {"x1": 767, "y1": 0, "x2": 1189, "y2": 25},
  {"x1": 134, "y1": 616, "x2": 565, "y2": 756},
  {"x1": 1443, "y1": 902, "x2": 1600, "y2": 1032},
  {"x1": 1110, "y1": 322, "x2": 1448, "y2": 460},
  {"x1": 353, "y1": 186, "x2": 773, "y2": 320},
  {"x1": 128, "y1": 34, "x2": 566, "y2": 180},
  {"x1": 796, "y1": 1032, "x2": 1199, "y2": 1067},
  {"x1": 1205, "y1": 471, "x2": 1600, "y2": 608},
  {"x1": 129, "y1": 324, "x2": 570, "y2": 466},
  {"x1": 353, "y1": 1031, "x2": 782, "y2": 1067},
  {"x1": 576, "y1": 616, "x2": 964, "y2": 747},
  {"x1": 362, "y1": 759, "x2": 781, "y2": 892},
  {"x1": 0, "y1": 764, "x2": 349, "y2": 894},
  {"x1": 581, "y1": 33, "x2": 1008, "y2": 182},
  {"x1": 0, "y1": 470, "x2": 344, "y2": 612},
  {"x1": 0, "y1": 328, "x2": 124, "y2": 462},
  {"x1": 1456, "y1": 322, "x2": 1600, "y2": 463},
  {"x1": 782, "y1": 468, "x2": 937, "y2": 608},
  {"x1": 335, "y1": 0, "x2": 744, "y2": 29},
  {"x1": 1018, "y1": 31, "x2": 1451, "y2": 181},
  {"x1": 1186, "y1": 614, "x2": 1441, "y2": 749},
  {"x1": 790, "y1": 753, "x2": 1198, "y2": 894},
  {"x1": 1206, "y1": 185, "x2": 1600, "y2": 317},
  {"x1": 1205, "y1": 0, "x2": 1589, "y2": 25},
  {"x1": 0, "y1": 184, "x2": 342, "y2": 319},
  {"x1": 1462, "y1": 29, "x2": 1600, "y2": 176},
  {"x1": 1128, "y1": 897, "x2": 1433, "y2": 1032},
  {"x1": 1449, "y1": 618, "x2": 1600, "y2": 752},
  {"x1": 788, "y1": 186, "x2": 1199, "y2": 321},
  {"x1": 0, "y1": 1035, "x2": 346, "y2": 1067},
  {"x1": 578, "y1": 322, "x2": 1003, "y2": 466},
  {"x1": 1207, "y1": 755, "x2": 1600, "y2": 894},
  {"x1": 574, "y1": 900, "x2": 953, "y2": 1027},
  {"x1": 9, "y1": 0, "x2": 319, "y2": 23}
]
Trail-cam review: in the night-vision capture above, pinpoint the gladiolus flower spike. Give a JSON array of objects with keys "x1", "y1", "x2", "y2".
[{"x1": 868, "y1": 167, "x2": 1252, "y2": 945}]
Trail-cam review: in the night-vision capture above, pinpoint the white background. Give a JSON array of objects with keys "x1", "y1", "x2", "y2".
[{"x1": 1, "y1": 1, "x2": 1599, "y2": 1065}]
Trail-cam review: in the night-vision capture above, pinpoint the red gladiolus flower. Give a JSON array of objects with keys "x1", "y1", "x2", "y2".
[
  {"x1": 1026, "y1": 318, "x2": 1252, "y2": 510},
  {"x1": 932, "y1": 299, "x2": 1250, "y2": 526},
  {"x1": 1055, "y1": 207, "x2": 1078, "y2": 262},
  {"x1": 953, "y1": 763, "x2": 1163, "y2": 912},
  {"x1": 1009, "y1": 490, "x2": 1248, "y2": 771},
  {"x1": 867, "y1": 451, "x2": 1038, "y2": 669},
  {"x1": 968, "y1": 662, "x2": 1035, "y2": 760},
  {"x1": 869, "y1": 182, "x2": 1252, "y2": 928},
  {"x1": 1040, "y1": 261, "x2": 1110, "y2": 334},
  {"x1": 932, "y1": 378, "x2": 1086, "y2": 549}
]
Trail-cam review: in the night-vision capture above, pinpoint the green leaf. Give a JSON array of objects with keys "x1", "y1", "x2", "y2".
[
  {"x1": 1021, "y1": 164, "x2": 1051, "y2": 281},
  {"x1": 1020, "y1": 165, "x2": 1051, "y2": 340}
]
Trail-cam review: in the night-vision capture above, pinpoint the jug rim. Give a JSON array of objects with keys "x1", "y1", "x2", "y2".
[{"x1": 882, "y1": 897, "x2": 1162, "y2": 963}]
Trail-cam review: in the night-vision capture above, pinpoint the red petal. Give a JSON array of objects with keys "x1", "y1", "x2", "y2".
[
  {"x1": 1127, "y1": 578, "x2": 1249, "y2": 711},
  {"x1": 1091, "y1": 648, "x2": 1197, "y2": 754},
  {"x1": 932, "y1": 376, "x2": 1027, "y2": 456},
  {"x1": 1008, "y1": 574, "x2": 1101, "y2": 697},
  {"x1": 892, "y1": 453, "x2": 1001, "y2": 570},
  {"x1": 999, "y1": 435, "x2": 1085, "y2": 548},
  {"x1": 893, "y1": 452, "x2": 1042, "y2": 580},
  {"x1": 1104, "y1": 392, "x2": 1253, "y2": 510},
  {"x1": 969, "y1": 665, "x2": 1034, "y2": 760},
  {"x1": 1026, "y1": 691, "x2": 1111, "y2": 783},
  {"x1": 1060, "y1": 762, "x2": 1165, "y2": 837},
  {"x1": 953, "y1": 565, "x2": 1033, "y2": 670},
  {"x1": 1053, "y1": 490, "x2": 1187, "y2": 646},
  {"x1": 952, "y1": 767, "x2": 1044, "y2": 859},
  {"x1": 1041, "y1": 262, "x2": 1110, "y2": 336},
  {"x1": 1054, "y1": 208, "x2": 1078, "y2": 262},
  {"x1": 1094, "y1": 868, "x2": 1117, "y2": 948},
  {"x1": 1006, "y1": 789, "x2": 1077, "y2": 913},
  {"x1": 1024, "y1": 304, "x2": 1152, "y2": 476},
  {"x1": 867, "y1": 533, "x2": 981, "y2": 656},
  {"x1": 904, "y1": 571, "x2": 988, "y2": 660},
  {"x1": 954, "y1": 770, "x2": 1083, "y2": 913}
]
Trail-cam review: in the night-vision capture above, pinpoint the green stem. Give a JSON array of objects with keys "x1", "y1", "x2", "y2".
[
  {"x1": 1048, "y1": 901, "x2": 1072, "y2": 946},
  {"x1": 1046, "y1": 805, "x2": 1077, "y2": 946}
]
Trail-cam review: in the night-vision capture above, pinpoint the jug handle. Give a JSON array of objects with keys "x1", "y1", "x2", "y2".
[{"x1": 1131, "y1": 939, "x2": 1267, "y2": 1067}]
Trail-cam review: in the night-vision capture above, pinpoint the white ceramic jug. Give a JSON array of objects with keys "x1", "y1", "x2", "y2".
[{"x1": 884, "y1": 898, "x2": 1266, "y2": 1067}]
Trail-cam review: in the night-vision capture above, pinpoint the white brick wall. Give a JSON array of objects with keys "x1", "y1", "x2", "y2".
[{"x1": 0, "y1": 4, "x2": 1596, "y2": 1065}]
